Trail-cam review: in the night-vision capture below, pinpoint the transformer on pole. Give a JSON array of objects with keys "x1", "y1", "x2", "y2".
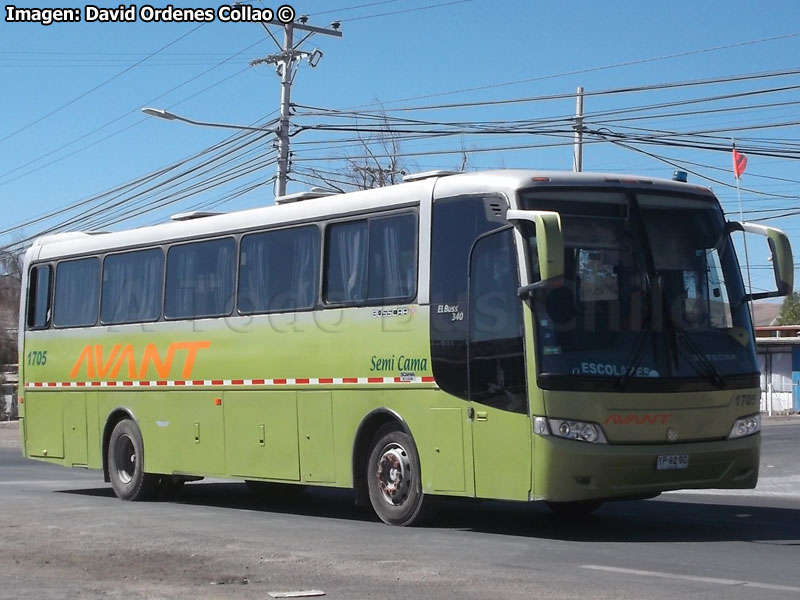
[{"x1": 250, "y1": 17, "x2": 342, "y2": 198}]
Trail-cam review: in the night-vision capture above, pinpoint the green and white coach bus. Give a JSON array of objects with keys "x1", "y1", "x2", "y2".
[{"x1": 18, "y1": 169, "x2": 793, "y2": 525}]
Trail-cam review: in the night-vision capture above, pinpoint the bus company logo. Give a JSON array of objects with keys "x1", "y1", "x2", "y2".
[
  {"x1": 371, "y1": 307, "x2": 412, "y2": 319},
  {"x1": 604, "y1": 413, "x2": 673, "y2": 426},
  {"x1": 69, "y1": 341, "x2": 211, "y2": 380},
  {"x1": 370, "y1": 354, "x2": 429, "y2": 373}
]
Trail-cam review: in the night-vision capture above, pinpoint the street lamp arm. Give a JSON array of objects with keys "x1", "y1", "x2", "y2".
[{"x1": 141, "y1": 107, "x2": 277, "y2": 133}]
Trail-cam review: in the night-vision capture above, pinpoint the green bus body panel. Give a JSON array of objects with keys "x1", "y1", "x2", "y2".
[
  {"x1": 224, "y1": 391, "x2": 300, "y2": 481},
  {"x1": 64, "y1": 393, "x2": 88, "y2": 466},
  {"x1": 85, "y1": 392, "x2": 102, "y2": 469},
  {"x1": 298, "y1": 391, "x2": 336, "y2": 483},
  {"x1": 24, "y1": 392, "x2": 64, "y2": 459},
  {"x1": 115, "y1": 391, "x2": 227, "y2": 476},
  {"x1": 471, "y1": 407, "x2": 531, "y2": 500},
  {"x1": 21, "y1": 306, "x2": 475, "y2": 491},
  {"x1": 428, "y1": 408, "x2": 466, "y2": 493}
]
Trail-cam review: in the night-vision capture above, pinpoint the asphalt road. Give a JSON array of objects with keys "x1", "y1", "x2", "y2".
[{"x1": 1, "y1": 420, "x2": 799, "y2": 599}]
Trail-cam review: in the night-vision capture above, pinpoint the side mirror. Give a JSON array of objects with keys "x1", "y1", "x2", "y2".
[
  {"x1": 727, "y1": 221, "x2": 793, "y2": 301},
  {"x1": 506, "y1": 209, "x2": 564, "y2": 297}
]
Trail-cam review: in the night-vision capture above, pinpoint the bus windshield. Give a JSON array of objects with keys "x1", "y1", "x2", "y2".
[{"x1": 519, "y1": 188, "x2": 757, "y2": 391}]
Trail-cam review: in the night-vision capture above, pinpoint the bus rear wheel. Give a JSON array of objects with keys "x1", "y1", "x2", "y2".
[
  {"x1": 366, "y1": 424, "x2": 436, "y2": 526},
  {"x1": 108, "y1": 419, "x2": 159, "y2": 501}
]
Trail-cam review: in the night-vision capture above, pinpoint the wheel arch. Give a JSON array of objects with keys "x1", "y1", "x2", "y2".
[
  {"x1": 351, "y1": 408, "x2": 415, "y2": 507},
  {"x1": 101, "y1": 407, "x2": 137, "y2": 483}
]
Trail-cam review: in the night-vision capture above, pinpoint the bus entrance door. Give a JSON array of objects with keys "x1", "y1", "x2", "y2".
[
  {"x1": 468, "y1": 228, "x2": 532, "y2": 501},
  {"x1": 469, "y1": 406, "x2": 531, "y2": 501}
]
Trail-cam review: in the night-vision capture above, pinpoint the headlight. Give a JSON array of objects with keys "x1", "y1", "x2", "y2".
[
  {"x1": 534, "y1": 416, "x2": 607, "y2": 444},
  {"x1": 728, "y1": 414, "x2": 761, "y2": 439}
]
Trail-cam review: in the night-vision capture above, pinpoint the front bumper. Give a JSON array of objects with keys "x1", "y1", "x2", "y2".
[{"x1": 533, "y1": 433, "x2": 760, "y2": 502}]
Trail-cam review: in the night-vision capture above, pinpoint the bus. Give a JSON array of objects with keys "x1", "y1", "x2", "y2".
[{"x1": 17, "y1": 169, "x2": 793, "y2": 526}]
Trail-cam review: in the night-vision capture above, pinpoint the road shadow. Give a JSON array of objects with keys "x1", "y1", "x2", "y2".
[
  {"x1": 59, "y1": 481, "x2": 376, "y2": 524},
  {"x1": 59, "y1": 481, "x2": 800, "y2": 544}
]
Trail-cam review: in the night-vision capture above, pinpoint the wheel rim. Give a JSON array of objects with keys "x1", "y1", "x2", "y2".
[
  {"x1": 114, "y1": 434, "x2": 136, "y2": 485},
  {"x1": 375, "y1": 443, "x2": 412, "y2": 506}
]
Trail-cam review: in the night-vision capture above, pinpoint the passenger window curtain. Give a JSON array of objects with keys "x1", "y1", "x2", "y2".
[
  {"x1": 289, "y1": 228, "x2": 319, "y2": 310},
  {"x1": 167, "y1": 239, "x2": 234, "y2": 318},
  {"x1": 239, "y1": 234, "x2": 270, "y2": 313},
  {"x1": 326, "y1": 221, "x2": 367, "y2": 303},
  {"x1": 54, "y1": 258, "x2": 99, "y2": 327},
  {"x1": 368, "y1": 214, "x2": 415, "y2": 300},
  {"x1": 101, "y1": 250, "x2": 162, "y2": 323},
  {"x1": 239, "y1": 227, "x2": 319, "y2": 313},
  {"x1": 213, "y1": 241, "x2": 235, "y2": 315}
]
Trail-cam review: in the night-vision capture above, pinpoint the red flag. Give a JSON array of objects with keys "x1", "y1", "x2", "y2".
[{"x1": 732, "y1": 146, "x2": 747, "y2": 179}]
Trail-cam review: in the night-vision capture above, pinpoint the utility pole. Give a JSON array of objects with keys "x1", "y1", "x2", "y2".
[
  {"x1": 573, "y1": 86, "x2": 584, "y2": 172},
  {"x1": 251, "y1": 17, "x2": 342, "y2": 198}
]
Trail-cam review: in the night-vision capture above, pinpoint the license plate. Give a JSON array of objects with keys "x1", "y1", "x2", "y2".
[{"x1": 656, "y1": 454, "x2": 689, "y2": 470}]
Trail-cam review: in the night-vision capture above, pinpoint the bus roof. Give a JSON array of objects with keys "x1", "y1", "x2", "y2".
[{"x1": 30, "y1": 169, "x2": 715, "y2": 262}]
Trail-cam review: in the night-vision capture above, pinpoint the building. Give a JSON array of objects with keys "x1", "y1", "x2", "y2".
[{"x1": 753, "y1": 302, "x2": 798, "y2": 414}]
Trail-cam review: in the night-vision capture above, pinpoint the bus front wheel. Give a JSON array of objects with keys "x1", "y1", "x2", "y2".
[
  {"x1": 108, "y1": 419, "x2": 159, "y2": 501},
  {"x1": 366, "y1": 424, "x2": 436, "y2": 526}
]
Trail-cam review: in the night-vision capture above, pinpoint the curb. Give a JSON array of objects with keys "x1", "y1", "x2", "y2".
[{"x1": 0, "y1": 421, "x2": 19, "y2": 429}]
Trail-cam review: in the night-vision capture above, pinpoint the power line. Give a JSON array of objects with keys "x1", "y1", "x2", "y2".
[
  {"x1": 339, "y1": 32, "x2": 800, "y2": 109},
  {"x1": 0, "y1": 23, "x2": 206, "y2": 146},
  {"x1": 0, "y1": 35, "x2": 270, "y2": 185},
  {"x1": 339, "y1": 0, "x2": 473, "y2": 21}
]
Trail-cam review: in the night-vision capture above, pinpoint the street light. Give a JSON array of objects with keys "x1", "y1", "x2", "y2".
[{"x1": 141, "y1": 107, "x2": 277, "y2": 133}]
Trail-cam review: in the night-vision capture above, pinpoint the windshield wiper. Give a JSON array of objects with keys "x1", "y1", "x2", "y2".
[
  {"x1": 616, "y1": 323, "x2": 651, "y2": 391},
  {"x1": 670, "y1": 321, "x2": 726, "y2": 388}
]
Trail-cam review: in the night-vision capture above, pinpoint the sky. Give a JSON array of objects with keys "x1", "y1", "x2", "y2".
[{"x1": 1, "y1": 0, "x2": 799, "y2": 298}]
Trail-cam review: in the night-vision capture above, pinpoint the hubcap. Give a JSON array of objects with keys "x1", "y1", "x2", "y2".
[
  {"x1": 376, "y1": 444, "x2": 411, "y2": 505},
  {"x1": 114, "y1": 434, "x2": 136, "y2": 485}
]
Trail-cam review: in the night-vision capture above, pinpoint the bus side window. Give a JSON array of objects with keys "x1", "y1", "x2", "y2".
[
  {"x1": 323, "y1": 213, "x2": 418, "y2": 306},
  {"x1": 324, "y1": 220, "x2": 368, "y2": 304},
  {"x1": 239, "y1": 225, "x2": 320, "y2": 313},
  {"x1": 468, "y1": 228, "x2": 526, "y2": 413},
  {"x1": 101, "y1": 248, "x2": 163, "y2": 324},
  {"x1": 27, "y1": 265, "x2": 52, "y2": 329},
  {"x1": 367, "y1": 213, "x2": 417, "y2": 302},
  {"x1": 53, "y1": 257, "x2": 100, "y2": 328},
  {"x1": 430, "y1": 194, "x2": 507, "y2": 400},
  {"x1": 165, "y1": 238, "x2": 236, "y2": 320}
]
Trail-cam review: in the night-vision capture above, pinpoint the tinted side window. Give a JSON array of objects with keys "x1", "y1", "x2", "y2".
[
  {"x1": 101, "y1": 249, "x2": 163, "y2": 324},
  {"x1": 429, "y1": 195, "x2": 506, "y2": 399},
  {"x1": 469, "y1": 229, "x2": 526, "y2": 413},
  {"x1": 165, "y1": 238, "x2": 235, "y2": 319},
  {"x1": 27, "y1": 265, "x2": 52, "y2": 329},
  {"x1": 239, "y1": 226, "x2": 320, "y2": 313},
  {"x1": 54, "y1": 257, "x2": 100, "y2": 328}
]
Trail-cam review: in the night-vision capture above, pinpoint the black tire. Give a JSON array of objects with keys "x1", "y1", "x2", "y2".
[
  {"x1": 545, "y1": 500, "x2": 603, "y2": 517},
  {"x1": 366, "y1": 424, "x2": 437, "y2": 526},
  {"x1": 107, "y1": 419, "x2": 159, "y2": 501}
]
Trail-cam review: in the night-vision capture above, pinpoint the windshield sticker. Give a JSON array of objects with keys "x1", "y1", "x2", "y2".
[
  {"x1": 573, "y1": 362, "x2": 660, "y2": 377},
  {"x1": 542, "y1": 346, "x2": 562, "y2": 356}
]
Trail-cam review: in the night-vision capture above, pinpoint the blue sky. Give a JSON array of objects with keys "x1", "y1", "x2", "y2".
[{"x1": 2, "y1": 0, "x2": 799, "y2": 296}]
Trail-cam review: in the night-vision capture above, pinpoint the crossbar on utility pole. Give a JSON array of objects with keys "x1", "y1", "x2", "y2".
[{"x1": 251, "y1": 18, "x2": 342, "y2": 198}]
